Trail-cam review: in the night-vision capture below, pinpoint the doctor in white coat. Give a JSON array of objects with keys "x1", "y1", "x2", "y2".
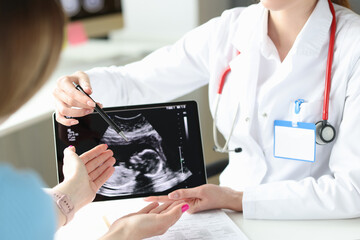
[{"x1": 54, "y1": 0, "x2": 360, "y2": 219}]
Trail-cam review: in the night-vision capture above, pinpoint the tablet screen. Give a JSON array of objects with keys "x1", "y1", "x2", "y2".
[{"x1": 53, "y1": 101, "x2": 206, "y2": 201}]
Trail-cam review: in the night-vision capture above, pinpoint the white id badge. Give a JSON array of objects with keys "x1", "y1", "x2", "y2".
[{"x1": 274, "y1": 120, "x2": 316, "y2": 162}]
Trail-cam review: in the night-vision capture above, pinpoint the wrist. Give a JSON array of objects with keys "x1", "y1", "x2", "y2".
[
  {"x1": 53, "y1": 179, "x2": 89, "y2": 214},
  {"x1": 101, "y1": 221, "x2": 137, "y2": 240},
  {"x1": 51, "y1": 189, "x2": 75, "y2": 226},
  {"x1": 222, "y1": 187, "x2": 243, "y2": 211}
]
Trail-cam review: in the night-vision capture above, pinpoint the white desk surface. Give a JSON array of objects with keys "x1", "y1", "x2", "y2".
[
  {"x1": 55, "y1": 197, "x2": 360, "y2": 240},
  {"x1": 227, "y1": 211, "x2": 360, "y2": 240}
]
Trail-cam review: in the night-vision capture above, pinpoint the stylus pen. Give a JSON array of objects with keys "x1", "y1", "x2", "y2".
[
  {"x1": 102, "y1": 216, "x2": 111, "y2": 229},
  {"x1": 72, "y1": 82, "x2": 129, "y2": 142}
]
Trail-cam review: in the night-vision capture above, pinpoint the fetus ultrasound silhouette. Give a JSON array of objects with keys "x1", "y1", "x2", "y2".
[{"x1": 97, "y1": 114, "x2": 192, "y2": 197}]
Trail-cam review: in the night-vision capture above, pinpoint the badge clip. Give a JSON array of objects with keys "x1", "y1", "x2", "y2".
[{"x1": 292, "y1": 99, "x2": 305, "y2": 127}]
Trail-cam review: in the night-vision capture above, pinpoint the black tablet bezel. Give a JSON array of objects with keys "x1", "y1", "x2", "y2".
[{"x1": 53, "y1": 100, "x2": 207, "y2": 201}]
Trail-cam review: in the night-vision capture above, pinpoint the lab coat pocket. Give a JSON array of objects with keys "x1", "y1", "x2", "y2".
[{"x1": 291, "y1": 100, "x2": 323, "y2": 124}]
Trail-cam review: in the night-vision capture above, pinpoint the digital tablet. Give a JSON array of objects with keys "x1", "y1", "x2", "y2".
[{"x1": 53, "y1": 101, "x2": 207, "y2": 201}]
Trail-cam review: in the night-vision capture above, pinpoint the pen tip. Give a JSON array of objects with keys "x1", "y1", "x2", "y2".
[{"x1": 118, "y1": 131, "x2": 129, "y2": 142}]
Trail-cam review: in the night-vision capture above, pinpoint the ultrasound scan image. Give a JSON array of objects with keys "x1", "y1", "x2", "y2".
[
  {"x1": 97, "y1": 114, "x2": 192, "y2": 197},
  {"x1": 54, "y1": 102, "x2": 206, "y2": 201}
]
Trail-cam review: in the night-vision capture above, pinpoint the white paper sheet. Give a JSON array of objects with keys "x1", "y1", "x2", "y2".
[{"x1": 145, "y1": 210, "x2": 248, "y2": 240}]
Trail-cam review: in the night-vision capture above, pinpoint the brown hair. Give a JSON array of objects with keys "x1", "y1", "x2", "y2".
[
  {"x1": 0, "y1": 0, "x2": 65, "y2": 117},
  {"x1": 332, "y1": 0, "x2": 351, "y2": 8},
  {"x1": 253, "y1": 0, "x2": 351, "y2": 9}
]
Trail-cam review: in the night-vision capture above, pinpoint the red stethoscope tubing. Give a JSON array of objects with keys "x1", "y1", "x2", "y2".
[
  {"x1": 217, "y1": 0, "x2": 336, "y2": 122},
  {"x1": 217, "y1": 66, "x2": 231, "y2": 94},
  {"x1": 323, "y1": 0, "x2": 336, "y2": 121}
]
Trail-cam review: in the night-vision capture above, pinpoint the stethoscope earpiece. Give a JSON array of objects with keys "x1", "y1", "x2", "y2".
[
  {"x1": 234, "y1": 147, "x2": 242, "y2": 153},
  {"x1": 213, "y1": 145, "x2": 242, "y2": 153},
  {"x1": 315, "y1": 121, "x2": 336, "y2": 145},
  {"x1": 213, "y1": 145, "x2": 219, "y2": 152}
]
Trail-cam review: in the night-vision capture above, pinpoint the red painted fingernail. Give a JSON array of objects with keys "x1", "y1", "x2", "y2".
[
  {"x1": 181, "y1": 204, "x2": 189, "y2": 213},
  {"x1": 68, "y1": 145, "x2": 73, "y2": 148}
]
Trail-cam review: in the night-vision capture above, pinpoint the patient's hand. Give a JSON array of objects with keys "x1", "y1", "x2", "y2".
[
  {"x1": 101, "y1": 201, "x2": 188, "y2": 240},
  {"x1": 145, "y1": 184, "x2": 243, "y2": 213},
  {"x1": 53, "y1": 144, "x2": 115, "y2": 226}
]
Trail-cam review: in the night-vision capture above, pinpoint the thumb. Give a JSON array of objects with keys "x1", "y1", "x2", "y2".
[
  {"x1": 168, "y1": 187, "x2": 201, "y2": 200},
  {"x1": 63, "y1": 146, "x2": 80, "y2": 165},
  {"x1": 62, "y1": 146, "x2": 82, "y2": 180},
  {"x1": 64, "y1": 145, "x2": 76, "y2": 155},
  {"x1": 75, "y1": 71, "x2": 92, "y2": 94}
]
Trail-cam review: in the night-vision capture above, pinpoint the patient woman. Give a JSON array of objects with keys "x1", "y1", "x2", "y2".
[{"x1": 0, "y1": 1, "x2": 188, "y2": 239}]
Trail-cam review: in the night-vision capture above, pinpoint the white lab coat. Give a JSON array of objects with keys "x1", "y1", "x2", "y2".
[{"x1": 87, "y1": 0, "x2": 360, "y2": 219}]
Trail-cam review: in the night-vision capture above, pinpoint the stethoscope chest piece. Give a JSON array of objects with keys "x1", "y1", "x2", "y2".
[{"x1": 315, "y1": 121, "x2": 336, "y2": 145}]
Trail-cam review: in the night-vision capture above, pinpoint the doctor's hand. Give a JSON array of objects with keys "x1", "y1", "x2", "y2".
[
  {"x1": 101, "y1": 201, "x2": 189, "y2": 240},
  {"x1": 53, "y1": 145, "x2": 115, "y2": 226},
  {"x1": 53, "y1": 71, "x2": 101, "y2": 126},
  {"x1": 144, "y1": 184, "x2": 243, "y2": 213}
]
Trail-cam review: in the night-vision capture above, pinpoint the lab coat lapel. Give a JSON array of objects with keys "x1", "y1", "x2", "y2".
[
  {"x1": 227, "y1": 4, "x2": 265, "y2": 134},
  {"x1": 228, "y1": 46, "x2": 261, "y2": 134},
  {"x1": 218, "y1": 4, "x2": 269, "y2": 187},
  {"x1": 226, "y1": 48, "x2": 266, "y2": 187},
  {"x1": 258, "y1": 56, "x2": 293, "y2": 104}
]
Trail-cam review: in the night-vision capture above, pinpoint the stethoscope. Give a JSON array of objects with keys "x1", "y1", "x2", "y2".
[{"x1": 213, "y1": 0, "x2": 337, "y2": 153}]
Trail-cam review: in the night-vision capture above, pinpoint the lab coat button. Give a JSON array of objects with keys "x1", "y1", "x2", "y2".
[
  {"x1": 245, "y1": 117, "x2": 250, "y2": 122},
  {"x1": 262, "y1": 113, "x2": 268, "y2": 118}
]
